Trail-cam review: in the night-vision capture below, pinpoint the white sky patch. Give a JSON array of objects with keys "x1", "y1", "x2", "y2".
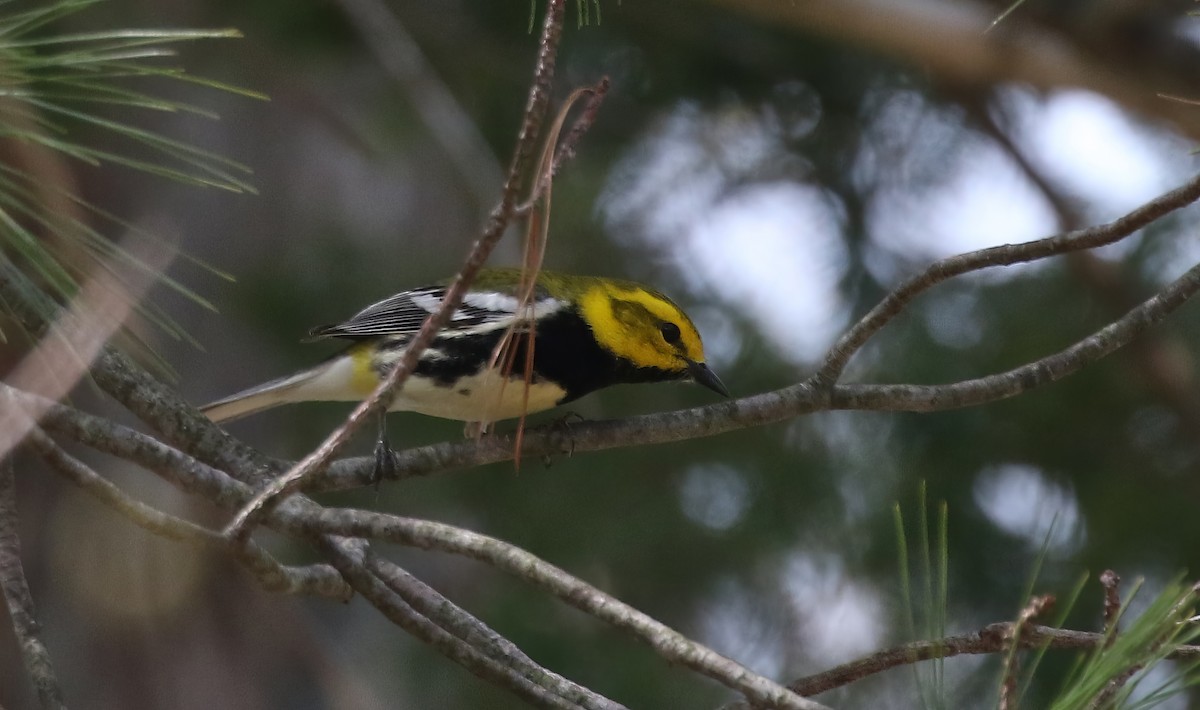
[
  {"x1": 602, "y1": 102, "x2": 773, "y2": 244},
  {"x1": 695, "y1": 578, "x2": 788, "y2": 680},
  {"x1": 972, "y1": 463, "x2": 1085, "y2": 552},
  {"x1": 1008, "y1": 89, "x2": 1187, "y2": 219},
  {"x1": 684, "y1": 183, "x2": 848, "y2": 362},
  {"x1": 1143, "y1": 205, "x2": 1200, "y2": 284},
  {"x1": 1126, "y1": 661, "x2": 1190, "y2": 710},
  {"x1": 1002, "y1": 88, "x2": 1200, "y2": 274},
  {"x1": 696, "y1": 558, "x2": 883, "y2": 681},
  {"x1": 687, "y1": 305, "x2": 742, "y2": 371},
  {"x1": 865, "y1": 86, "x2": 1197, "y2": 287},
  {"x1": 678, "y1": 463, "x2": 751, "y2": 532},
  {"x1": 923, "y1": 290, "x2": 985, "y2": 350},
  {"x1": 867, "y1": 138, "x2": 1059, "y2": 282},
  {"x1": 781, "y1": 552, "x2": 884, "y2": 664}
]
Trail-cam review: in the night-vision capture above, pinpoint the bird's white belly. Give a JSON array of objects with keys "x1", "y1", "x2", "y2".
[{"x1": 388, "y1": 369, "x2": 567, "y2": 422}]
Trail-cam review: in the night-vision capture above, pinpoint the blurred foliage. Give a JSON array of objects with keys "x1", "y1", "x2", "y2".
[
  {"x1": 0, "y1": 0, "x2": 260, "y2": 376},
  {"x1": 7, "y1": 1, "x2": 1200, "y2": 709}
]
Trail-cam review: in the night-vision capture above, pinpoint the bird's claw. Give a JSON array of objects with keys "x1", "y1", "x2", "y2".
[
  {"x1": 541, "y1": 411, "x2": 584, "y2": 466},
  {"x1": 372, "y1": 437, "x2": 397, "y2": 488}
]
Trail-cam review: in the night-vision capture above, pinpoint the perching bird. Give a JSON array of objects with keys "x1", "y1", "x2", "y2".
[{"x1": 201, "y1": 268, "x2": 728, "y2": 432}]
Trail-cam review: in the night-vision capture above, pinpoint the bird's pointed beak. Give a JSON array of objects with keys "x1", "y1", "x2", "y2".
[{"x1": 686, "y1": 359, "x2": 729, "y2": 397}]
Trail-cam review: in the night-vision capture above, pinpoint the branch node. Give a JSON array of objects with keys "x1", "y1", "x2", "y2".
[{"x1": 1100, "y1": 569, "x2": 1122, "y2": 642}]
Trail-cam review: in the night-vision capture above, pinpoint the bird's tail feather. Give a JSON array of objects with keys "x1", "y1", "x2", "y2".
[{"x1": 200, "y1": 365, "x2": 326, "y2": 423}]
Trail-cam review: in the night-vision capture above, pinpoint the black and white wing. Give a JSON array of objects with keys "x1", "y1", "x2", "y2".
[{"x1": 308, "y1": 285, "x2": 564, "y2": 340}]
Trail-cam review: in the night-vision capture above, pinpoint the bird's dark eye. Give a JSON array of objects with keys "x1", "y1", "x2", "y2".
[{"x1": 660, "y1": 322, "x2": 682, "y2": 344}]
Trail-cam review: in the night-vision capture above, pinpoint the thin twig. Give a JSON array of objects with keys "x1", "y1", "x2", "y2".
[
  {"x1": 1100, "y1": 569, "x2": 1122, "y2": 642},
  {"x1": 812, "y1": 171, "x2": 1200, "y2": 388},
  {"x1": 1000, "y1": 594, "x2": 1054, "y2": 710},
  {"x1": 81, "y1": 346, "x2": 595, "y2": 707},
  {"x1": 0, "y1": 456, "x2": 66, "y2": 710},
  {"x1": 737, "y1": 623, "x2": 1200, "y2": 702},
  {"x1": 222, "y1": 0, "x2": 568, "y2": 541},
  {"x1": 828, "y1": 259, "x2": 1200, "y2": 411},
  {"x1": 299, "y1": 508, "x2": 825, "y2": 710},
  {"x1": 364, "y1": 554, "x2": 626, "y2": 710},
  {"x1": 493, "y1": 77, "x2": 611, "y2": 462},
  {"x1": 313, "y1": 537, "x2": 595, "y2": 710},
  {"x1": 1087, "y1": 581, "x2": 1200, "y2": 710},
  {"x1": 23, "y1": 424, "x2": 351, "y2": 600},
  {"x1": 514, "y1": 75, "x2": 612, "y2": 216},
  {"x1": 545, "y1": 76, "x2": 610, "y2": 179}
]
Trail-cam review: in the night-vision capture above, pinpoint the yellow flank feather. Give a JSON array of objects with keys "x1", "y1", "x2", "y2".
[
  {"x1": 579, "y1": 282, "x2": 704, "y2": 372},
  {"x1": 348, "y1": 343, "x2": 381, "y2": 395}
]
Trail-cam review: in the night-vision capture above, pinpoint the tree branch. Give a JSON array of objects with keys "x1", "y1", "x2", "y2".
[
  {"x1": 296, "y1": 507, "x2": 822, "y2": 710},
  {"x1": 313, "y1": 536, "x2": 605, "y2": 710},
  {"x1": 22, "y1": 424, "x2": 350, "y2": 600},
  {"x1": 721, "y1": 622, "x2": 1200, "y2": 706},
  {"x1": 828, "y1": 258, "x2": 1200, "y2": 410},
  {"x1": 6, "y1": 384, "x2": 632, "y2": 709},
  {"x1": 75, "y1": 345, "x2": 599, "y2": 707},
  {"x1": 813, "y1": 170, "x2": 1200, "y2": 387},
  {"x1": 11, "y1": 383, "x2": 814, "y2": 710},
  {"x1": 0, "y1": 456, "x2": 66, "y2": 710},
  {"x1": 363, "y1": 553, "x2": 626, "y2": 710}
]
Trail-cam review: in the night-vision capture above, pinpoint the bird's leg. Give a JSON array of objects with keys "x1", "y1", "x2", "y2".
[{"x1": 372, "y1": 411, "x2": 397, "y2": 487}]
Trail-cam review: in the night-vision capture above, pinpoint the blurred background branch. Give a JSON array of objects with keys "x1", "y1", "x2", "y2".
[{"x1": 0, "y1": 457, "x2": 65, "y2": 710}]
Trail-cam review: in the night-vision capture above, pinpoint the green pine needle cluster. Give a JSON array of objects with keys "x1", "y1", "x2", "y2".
[
  {"x1": 0, "y1": 0, "x2": 262, "y2": 358},
  {"x1": 895, "y1": 482, "x2": 950, "y2": 709},
  {"x1": 896, "y1": 487, "x2": 1200, "y2": 708},
  {"x1": 1050, "y1": 578, "x2": 1200, "y2": 709}
]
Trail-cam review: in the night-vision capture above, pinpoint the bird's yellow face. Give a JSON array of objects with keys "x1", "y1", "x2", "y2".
[{"x1": 578, "y1": 281, "x2": 712, "y2": 378}]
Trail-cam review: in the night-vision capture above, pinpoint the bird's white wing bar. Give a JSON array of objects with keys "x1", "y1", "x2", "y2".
[{"x1": 310, "y1": 286, "x2": 567, "y2": 339}]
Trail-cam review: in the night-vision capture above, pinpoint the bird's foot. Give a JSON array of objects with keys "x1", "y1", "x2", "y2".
[
  {"x1": 372, "y1": 437, "x2": 398, "y2": 488},
  {"x1": 541, "y1": 411, "x2": 585, "y2": 465}
]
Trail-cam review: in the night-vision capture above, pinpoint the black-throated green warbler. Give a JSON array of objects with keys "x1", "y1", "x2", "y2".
[{"x1": 201, "y1": 268, "x2": 728, "y2": 426}]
